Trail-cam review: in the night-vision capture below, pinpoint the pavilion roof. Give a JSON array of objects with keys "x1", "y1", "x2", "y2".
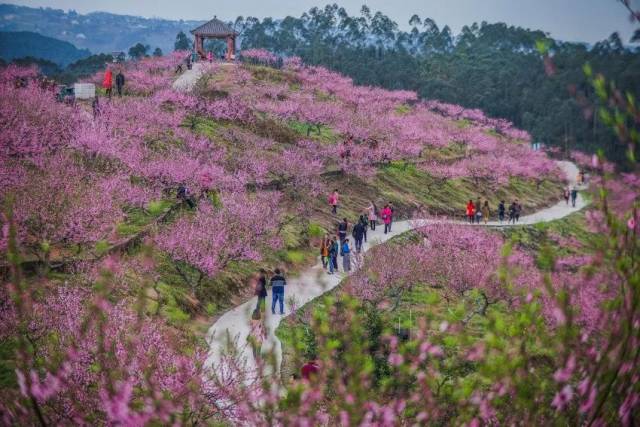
[{"x1": 190, "y1": 17, "x2": 237, "y2": 36}]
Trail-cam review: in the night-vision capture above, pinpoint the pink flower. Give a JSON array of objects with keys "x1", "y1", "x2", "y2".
[
  {"x1": 628, "y1": 217, "x2": 636, "y2": 231},
  {"x1": 591, "y1": 154, "x2": 599, "y2": 168},
  {"x1": 552, "y1": 385, "x2": 574, "y2": 411}
]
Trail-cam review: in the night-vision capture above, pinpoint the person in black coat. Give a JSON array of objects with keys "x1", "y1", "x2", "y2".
[
  {"x1": 115, "y1": 71, "x2": 125, "y2": 96},
  {"x1": 352, "y1": 221, "x2": 365, "y2": 253},
  {"x1": 498, "y1": 201, "x2": 506, "y2": 223}
]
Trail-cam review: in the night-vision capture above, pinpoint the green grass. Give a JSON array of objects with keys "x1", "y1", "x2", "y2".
[
  {"x1": 116, "y1": 200, "x2": 173, "y2": 237},
  {"x1": 287, "y1": 120, "x2": 337, "y2": 143}
]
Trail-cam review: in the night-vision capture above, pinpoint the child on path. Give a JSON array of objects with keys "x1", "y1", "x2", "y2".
[
  {"x1": 320, "y1": 236, "x2": 330, "y2": 269},
  {"x1": 475, "y1": 198, "x2": 483, "y2": 224}
]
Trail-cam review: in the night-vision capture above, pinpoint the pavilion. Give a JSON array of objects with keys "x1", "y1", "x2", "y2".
[{"x1": 190, "y1": 17, "x2": 238, "y2": 60}]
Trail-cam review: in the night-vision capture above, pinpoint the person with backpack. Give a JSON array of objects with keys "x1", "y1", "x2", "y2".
[
  {"x1": 342, "y1": 239, "x2": 351, "y2": 272},
  {"x1": 338, "y1": 218, "x2": 349, "y2": 249},
  {"x1": 352, "y1": 220, "x2": 365, "y2": 253},
  {"x1": 115, "y1": 70, "x2": 125, "y2": 96},
  {"x1": 571, "y1": 187, "x2": 578, "y2": 207},
  {"x1": 320, "y1": 235, "x2": 330, "y2": 270},
  {"x1": 367, "y1": 201, "x2": 377, "y2": 230},
  {"x1": 329, "y1": 189, "x2": 339, "y2": 214},
  {"x1": 270, "y1": 268, "x2": 287, "y2": 315},
  {"x1": 328, "y1": 237, "x2": 339, "y2": 274},
  {"x1": 254, "y1": 269, "x2": 268, "y2": 312},
  {"x1": 381, "y1": 204, "x2": 393, "y2": 234},
  {"x1": 466, "y1": 200, "x2": 475, "y2": 224},
  {"x1": 482, "y1": 201, "x2": 491, "y2": 224},
  {"x1": 498, "y1": 200, "x2": 506, "y2": 223},
  {"x1": 564, "y1": 187, "x2": 570, "y2": 205},
  {"x1": 358, "y1": 212, "x2": 369, "y2": 243}
]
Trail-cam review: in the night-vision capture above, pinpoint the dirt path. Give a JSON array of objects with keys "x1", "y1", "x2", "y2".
[{"x1": 204, "y1": 161, "x2": 586, "y2": 379}]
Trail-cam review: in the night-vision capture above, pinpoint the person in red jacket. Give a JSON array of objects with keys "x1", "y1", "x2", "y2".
[
  {"x1": 102, "y1": 68, "x2": 113, "y2": 98},
  {"x1": 466, "y1": 200, "x2": 475, "y2": 224},
  {"x1": 381, "y1": 204, "x2": 392, "y2": 234}
]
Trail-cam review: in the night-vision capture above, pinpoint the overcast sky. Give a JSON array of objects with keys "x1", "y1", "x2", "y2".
[{"x1": 8, "y1": 0, "x2": 639, "y2": 43}]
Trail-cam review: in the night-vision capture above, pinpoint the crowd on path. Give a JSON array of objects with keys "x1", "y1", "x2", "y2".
[{"x1": 466, "y1": 198, "x2": 523, "y2": 224}]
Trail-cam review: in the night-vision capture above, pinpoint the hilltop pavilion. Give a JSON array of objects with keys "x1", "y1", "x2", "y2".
[{"x1": 190, "y1": 17, "x2": 237, "y2": 60}]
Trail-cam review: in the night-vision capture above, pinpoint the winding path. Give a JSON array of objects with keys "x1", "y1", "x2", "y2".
[{"x1": 204, "y1": 160, "x2": 587, "y2": 379}]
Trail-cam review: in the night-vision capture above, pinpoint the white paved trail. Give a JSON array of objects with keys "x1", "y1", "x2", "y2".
[
  {"x1": 204, "y1": 160, "x2": 587, "y2": 379},
  {"x1": 172, "y1": 62, "x2": 206, "y2": 92}
]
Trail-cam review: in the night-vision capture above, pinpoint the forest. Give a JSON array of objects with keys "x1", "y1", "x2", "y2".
[{"x1": 235, "y1": 4, "x2": 640, "y2": 165}]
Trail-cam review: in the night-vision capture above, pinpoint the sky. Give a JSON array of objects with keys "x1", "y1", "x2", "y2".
[{"x1": 7, "y1": 0, "x2": 639, "y2": 44}]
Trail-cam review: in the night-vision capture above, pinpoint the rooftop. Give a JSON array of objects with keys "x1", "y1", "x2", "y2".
[{"x1": 190, "y1": 17, "x2": 237, "y2": 37}]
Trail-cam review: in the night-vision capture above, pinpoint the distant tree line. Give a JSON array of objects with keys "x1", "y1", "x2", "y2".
[{"x1": 235, "y1": 4, "x2": 640, "y2": 165}]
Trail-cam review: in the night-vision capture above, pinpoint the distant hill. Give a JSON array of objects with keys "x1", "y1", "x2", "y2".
[
  {"x1": 0, "y1": 31, "x2": 91, "y2": 66},
  {"x1": 0, "y1": 4, "x2": 206, "y2": 54}
]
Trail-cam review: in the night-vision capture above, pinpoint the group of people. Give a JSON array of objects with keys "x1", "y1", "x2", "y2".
[
  {"x1": 466, "y1": 199, "x2": 523, "y2": 224},
  {"x1": 102, "y1": 68, "x2": 126, "y2": 98},
  {"x1": 563, "y1": 186, "x2": 579, "y2": 207},
  {"x1": 323, "y1": 195, "x2": 396, "y2": 274}
]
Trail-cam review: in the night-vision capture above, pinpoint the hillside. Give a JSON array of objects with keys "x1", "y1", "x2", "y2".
[
  {"x1": 0, "y1": 30, "x2": 90, "y2": 66},
  {"x1": 5, "y1": 52, "x2": 637, "y2": 425}
]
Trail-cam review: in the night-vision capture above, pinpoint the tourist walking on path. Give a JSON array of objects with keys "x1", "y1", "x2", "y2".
[
  {"x1": 186, "y1": 54, "x2": 192, "y2": 70},
  {"x1": 466, "y1": 200, "x2": 475, "y2": 224},
  {"x1": 498, "y1": 200, "x2": 505, "y2": 223},
  {"x1": 270, "y1": 269, "x2": 287, "y2": 315},
  {"x1": 564, "y1": 187, "x2": 570, "y2": 205},
  {"x1": 352, "y1": 220, "x2": 365, "y2": 253},
  {"x1": 342, "y1": 239, "x2": 351, "y2": 272},
  {"x1": 358, "y1": 213, "x2": 368, "y2": 242},
  {"x1": 389, "y1": 202, "x2": 395, "y2": 231},
  {"x1": 329, "y1": 190, "x2": 339, "y2": 215},
  {"x1": 475, "y1": 198, "x2": 483, "y2": 224},
  {"x1": 328, "y1": 237, "x2": 339, "y2": 274},
  {"x1": 102, "y1": 68, "x2": 113, "y2": 98},
  {"x1": 515, "y1": 201, "x2": 522, "y2": 223},
  {"x1": 338, "y1": 218, "x2": 349, "y2": 248},
  {"x1": 255, "y1": 269, "x2": 268, "y2": 312},
  {"x1": 115, "y1": 70, "x2": 125, "y2": 96},
  {"x1": 320, "y1": 236, "x2": 330, "y2": 269},
  {"x1": 367, "y1": 201, "x2": 377, "y2": 230},
  {"x1": 482, "y1": 201, "x2": 491, "y2": 224},
  {"x1": 508, "y1": 201, "x2": 517, "y2": 224},
  {"x1": 571, "y1": 187, "x2": 578, "y2": 207},
  {"x1": 381, "y1": 204, "x2": 393, "y2": 234}
]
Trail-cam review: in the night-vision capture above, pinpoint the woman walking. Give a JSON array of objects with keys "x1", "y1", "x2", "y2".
[
  {"x1": 342, "y1": 238, "x2": 351, "y2": 272},
  {"x1": 367, "y1": 201, "x2": 377, "y2": 230},
  {"x1": 381, "y1": 204, "x2": 392, "y2": 234},
  {"x1": 359, "y1": 212, "x2": 369, "y2": 242},
  {"x1": 482, "y1": 201, "x2": 491, "y2": 224},
  {"x1": 466, "y1": 200, "x2": 475, "y2": 224}
]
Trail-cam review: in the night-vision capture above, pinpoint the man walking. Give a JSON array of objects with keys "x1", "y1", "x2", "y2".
[
  {"x1": 270, "y1": 268, "x2": 287, "y2": 315},
  {"x1": 329, "y1": 238, "x2": 339, "y2": 274},
  {"x1": 352, "y1": 220, "x2": 365, "y2": 253},
  {"x1": 571, "y1": 187, "x2": 578, "y2": 207},
  {"x1": 115, "y1": 70, "x2": 125, "y2": 96},
  {"x1": 498, "y1": 200, "x2": 505, "y2": 223}
]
